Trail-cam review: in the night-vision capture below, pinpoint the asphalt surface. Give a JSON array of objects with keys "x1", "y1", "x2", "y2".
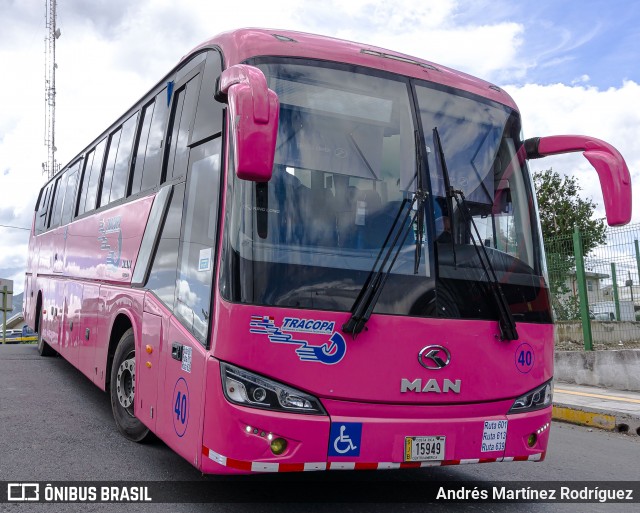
[{"x1": 1, "y1": 343, "x2": 639, "y2": 513}]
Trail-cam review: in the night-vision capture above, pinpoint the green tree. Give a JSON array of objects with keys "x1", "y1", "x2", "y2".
[
  {"x1": 533, "y1": 169, "x2": 606, "y2": 320},
  {"x1": 533, "y1": 168, "x2": 606, "y2": 250}
]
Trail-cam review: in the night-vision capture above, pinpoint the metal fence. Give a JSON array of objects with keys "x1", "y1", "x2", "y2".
[{"x1": 545, "y1": 223, "x2": 640, "y2": 351}]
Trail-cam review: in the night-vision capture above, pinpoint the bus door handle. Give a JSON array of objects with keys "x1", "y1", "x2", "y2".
[{"x1": 171, "y1": 343, "x2": 183, "y2": 361}]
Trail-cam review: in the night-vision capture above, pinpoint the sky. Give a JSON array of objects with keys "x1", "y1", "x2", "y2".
[{"x1": 1, "y1": 0, "x2": 639, "y2": 294}]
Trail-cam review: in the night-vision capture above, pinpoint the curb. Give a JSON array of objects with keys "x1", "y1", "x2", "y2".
[{"x1": 552, "y1": 404, "x2": 640, "y2": 435}]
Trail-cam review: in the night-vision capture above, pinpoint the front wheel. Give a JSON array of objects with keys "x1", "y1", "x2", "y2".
[{"x1": 110, "y1": 328, "x2": 150, "y2": 442}]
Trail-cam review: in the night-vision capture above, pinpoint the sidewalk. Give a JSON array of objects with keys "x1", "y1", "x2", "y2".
[{"x1": 553, "y1": 381, "x2": 640, "y2": 435}]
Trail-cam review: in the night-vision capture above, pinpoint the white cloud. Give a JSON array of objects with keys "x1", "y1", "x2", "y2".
[{"x1": 505, "y1": 80, "x2": 640, "y2": 223}]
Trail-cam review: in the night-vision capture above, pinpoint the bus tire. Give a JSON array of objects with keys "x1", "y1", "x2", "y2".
[
  {"x1": 110, "y1": 328, "x2": 150, "y2": 442},
  {"x1": 37, "y1": 325, "x2": 56, "y2": 357}
]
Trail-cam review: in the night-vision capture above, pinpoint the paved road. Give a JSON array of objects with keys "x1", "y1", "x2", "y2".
[{"x1": 1, "y1": 344, "x2": 639, "y2": 512}]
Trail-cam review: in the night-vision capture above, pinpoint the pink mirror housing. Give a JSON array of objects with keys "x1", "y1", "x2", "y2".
[
  {"x1": 219, "y1": 64, "x2": 279, "y2": 182},
  {"x1": 525, "y1": 135, "x2": 632, "y2": 226}
]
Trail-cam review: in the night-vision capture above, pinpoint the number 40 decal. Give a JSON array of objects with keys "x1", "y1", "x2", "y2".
[
  {"x1": 172, "y1": 377, "x2": 189, "y2": 437},
  {"x1": 515, "y1": 343, "x2": 535, "y2": 374}
]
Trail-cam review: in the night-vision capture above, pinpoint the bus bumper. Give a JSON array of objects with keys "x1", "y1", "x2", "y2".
[{"x1": 200, "y1": 361, "x2": 551, "y2": 474}]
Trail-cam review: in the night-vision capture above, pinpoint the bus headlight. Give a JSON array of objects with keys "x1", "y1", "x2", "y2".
[
  {"x1": 220, "y1": 362, "x2": 326, "y2": 415},
  {"x1": 508, "y1": 380, "x2": 553, "y2": 414}
]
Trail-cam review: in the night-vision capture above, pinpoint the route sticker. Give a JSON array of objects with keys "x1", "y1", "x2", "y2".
[
  {"x1": 481, "y1": 420, "x2": 508, "y2": 452},
  {"x1": 515, "y1": 342, "x2": 535, "y2": 374},
  {"x1": 172, "y1": 377, "x2": 189, "y2": 437}
]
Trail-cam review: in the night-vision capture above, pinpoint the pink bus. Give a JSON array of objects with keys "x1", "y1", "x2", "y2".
[{"x1": 24, "y1": 29, "x2": 631, "y2": 474}]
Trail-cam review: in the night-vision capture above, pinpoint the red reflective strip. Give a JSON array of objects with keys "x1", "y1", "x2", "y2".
[
  {"x1": 226, "y1": 457, "x2": 253, "y2": 471},
  {"x1": 513, "y1": 455, "x2": 529, "y2": 461},
  {"x1": 479, "y1": 458, "x2": 497, "y2": 464},
  {"x1": 440, "y1": 460, "x2": 461, "y2": 466},
  {"x1": 399, "y1": 462, "x2": 422, "y2": 469},
  {"x1": 278, "y1": 463, "x2": 306, "y2": 472},
  {"x1": 538, "y1": 452, "x2": 546, "y2": 462},
  {"x1": 354, "y1": 462, "x2": 378, "y2": 470},
  {"x1": 202, "y1": 445, "x2": 210, "y2": 457}
]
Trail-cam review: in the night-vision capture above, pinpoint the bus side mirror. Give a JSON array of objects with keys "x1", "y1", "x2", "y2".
[
  {"x1": 217, "y1": 64, "x2": 279, "y2": 182},
  {"x1": 525, "y1": 135, "x2": 632, "y2": 226}
]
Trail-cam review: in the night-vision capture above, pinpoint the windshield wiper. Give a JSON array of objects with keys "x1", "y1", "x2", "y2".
[
  {"x1": 433, "y1": 127, "x2": 518, "y2": 341},
  {"x1": 343, "y1": 134, "x2": 428, "y2": 336}
]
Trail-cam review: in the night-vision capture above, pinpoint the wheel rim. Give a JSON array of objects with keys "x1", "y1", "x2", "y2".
[{"x1": 116, "y1": 355, "x2": 136, "y2": 416}]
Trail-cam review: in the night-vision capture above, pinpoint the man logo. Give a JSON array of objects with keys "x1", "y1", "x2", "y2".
[{"x1": 418, "y1": 345, "x2": 451, "y2": 370}]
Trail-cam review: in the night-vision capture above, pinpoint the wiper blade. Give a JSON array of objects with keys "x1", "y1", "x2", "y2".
[
  {"x1": 342, "y1": 193, "x2": 421, "y2": 335},
  {"x1": 433, "y1": 128, "x2": 457, "y2": 267},
  {"x1": 343, "y1": 133, "x2": 429, "y2": 336},
  {"x1": 433, "y1": 127, "x2": 518, "y2": 341}
]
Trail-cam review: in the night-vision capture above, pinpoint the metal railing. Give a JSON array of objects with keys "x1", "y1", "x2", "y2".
[{"x1": 546, "y1": 223, "x2": 640, "y2": 350}]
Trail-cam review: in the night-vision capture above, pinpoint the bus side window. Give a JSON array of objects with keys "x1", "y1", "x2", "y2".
[
  {"x1": 83, "y1": 139, "x2": 107, "y2": 214},
  {"x1": 174, "y1": 138, "x2": 221, "y2": 346},
  {"x1": 165, "y1": 74, "x2": 201, "y2": 182},
  {"x1": 109, "y1": 112, "x2": 138, "y2": 204},
  {"x1": 61, "y1": 162, "x2": 80, "y2": 225},
  {"x1": 191, "y1": 50, "x2": 223, "y2": 145},
  {"x1": 129, "y1": 100, "x2": 155, "y2": 196},
  {"x1": 49, "y1": 174, "x2": 66, "y2": 229},
  {"x1": 100, "y1": 127, "x2": 122, "y2": 208},
  {"x1": 76, "y1": 140, "x2": 106, "y2": 216},
  {"x1": 130, "y1": 89, "x2": 168, "y2": 196},
  {"x1": 146, "y1": 182, "x2": 186, "y2": 309},
  {"x1": 143, "y1": 89, "x2": 169, "y2": 194},
  {"x1": 100, "y1": 112, "x2": 139, "y2": 207},
  {"x1": 36, "y1": 184, "x2": 52, "y2": 234}
]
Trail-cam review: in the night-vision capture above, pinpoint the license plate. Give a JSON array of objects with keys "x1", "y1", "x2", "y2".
[{"x1": 404, "y1": 436, "x2": 446, "y2": 462}]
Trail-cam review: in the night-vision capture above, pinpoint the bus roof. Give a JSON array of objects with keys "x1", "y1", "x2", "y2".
[{"x1": 188, "y1": 28, "x2": 518, "y2": 111}]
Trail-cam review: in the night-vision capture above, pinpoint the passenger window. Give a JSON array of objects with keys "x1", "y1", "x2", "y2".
[
  {"x1": 36, "y1": 184, "x2": 52, "y2": 234},
  {"x1": 146, "y1": 183, "x2": 186, "y2": 309},
  {"x1": 61, "y1": 162, "x2": 80, "y2": 225},
  {"x1": 110, "y1": 113, "x2": 138, "y2": 203},
  {"x1": 77, "y1": 139, "x2": 106, "y2": 215},
  {"x1": 165, "y1": 75, "x2": 200, "y2": 181},
  {"x1": 130, "y1": 89, "x2": 169, "y2": 195},
  {"x1": 174, "y1": 138, "x2": 221, "y2": 346},
  {"x1": 84, "y1": 139, "x2": 106, "y2": 213},
  {"x1": 130, "y1": 100, "x2": 155, "y2": 196},
  {"x1": 100, "y1": 128, "x2": 122, "y2": 208},
  {"x1": 191, "y1": 51, "x2": 223, "y2": 145},
  {"x1": 49, "y1": 175, "x2": 65, "y2": 229}
]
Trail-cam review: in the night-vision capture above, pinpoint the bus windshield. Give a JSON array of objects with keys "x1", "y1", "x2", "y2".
[{"x1": 220, "y1": 58, "x2": 551, "y2": 323}]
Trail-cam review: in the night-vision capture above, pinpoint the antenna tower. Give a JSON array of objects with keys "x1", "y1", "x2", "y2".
[{"x1": 43, "y1": 0, "x2": 61, "y2": 180}]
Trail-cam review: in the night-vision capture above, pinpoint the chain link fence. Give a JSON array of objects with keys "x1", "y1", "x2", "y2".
[{"x1": 546, "y1": 223, "x2": 640, "y2": 351}]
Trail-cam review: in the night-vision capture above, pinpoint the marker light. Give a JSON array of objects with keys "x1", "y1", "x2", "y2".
[
  {"x1": 220, "y1": 362, "x2": 326, "y2": 415},
  {"x1": 508, "y1": 380, "x2": 553, "y2": 414},
  {"x1": 270, "y1": 438, "x2": 288, "y2": 455}
]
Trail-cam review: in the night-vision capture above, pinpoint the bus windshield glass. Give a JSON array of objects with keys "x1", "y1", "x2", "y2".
[{"x1": 220, "y1": 58, "x2": 551, "y2": 323}]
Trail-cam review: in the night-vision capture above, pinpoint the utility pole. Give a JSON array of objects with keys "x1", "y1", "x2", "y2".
[{"x1": 43, "y1": 0, "x2": 61, "y2": 180}]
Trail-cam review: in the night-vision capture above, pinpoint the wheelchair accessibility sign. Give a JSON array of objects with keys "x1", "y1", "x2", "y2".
[{"x1": 328, "y1": 422, "x2": 362, "y2": 457}]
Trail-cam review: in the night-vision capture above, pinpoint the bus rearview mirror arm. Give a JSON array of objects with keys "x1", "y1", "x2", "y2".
[
  {"x1": 217, "y1": 64, "x2": 280, "y2": 182},
  {"x1": 524, "y1": 135, "x2": 632, "y2": 226}
]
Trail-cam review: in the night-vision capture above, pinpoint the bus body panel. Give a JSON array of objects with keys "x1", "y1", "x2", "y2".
[
  {"x1": 199, "y1": 356, "x2": 550, "y2": 474},
  {"x1": 64, "y1": 196, "x2": 154, "y2": 283},
  {"x1": 77, "y1": 283, "x2": 100, "y2": 384},
  {"x1": 213, "y1": 300, "x2": 553, "y2": 405},
  {"x1": 201, "y1": 358, "x2": 332, "y2": 474},
  {"x1": 96, "y1": 285, "x2": 146, "y2": 390},
  {"x1": 192, "y1": 29, "x2": 519, "y2": 112},
  {"x1": 144, "y1": 302, "x2": 209, "y2": 469}
]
